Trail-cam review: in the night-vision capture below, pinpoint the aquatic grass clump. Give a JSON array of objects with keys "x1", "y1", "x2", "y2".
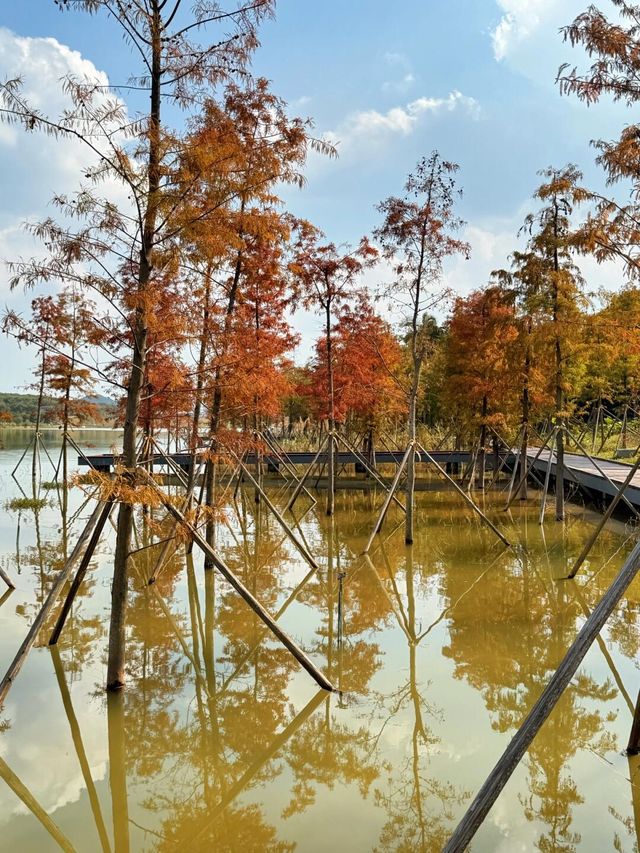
[
  {"x1": 41, "y1": 481, "x2": 60, "y2": 491},
  {"x1": 4, "y1": 497, "x2": 49, "y2": 512}
]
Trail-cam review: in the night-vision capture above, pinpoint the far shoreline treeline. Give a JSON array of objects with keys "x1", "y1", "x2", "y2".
[{"x1": 0, "y1": 392, "x2": 116, "y2": 427}]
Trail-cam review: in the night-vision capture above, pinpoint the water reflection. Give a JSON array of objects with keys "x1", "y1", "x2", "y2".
[{"x1": 1, "y1": 441, "x2": 640, "y2": 850}]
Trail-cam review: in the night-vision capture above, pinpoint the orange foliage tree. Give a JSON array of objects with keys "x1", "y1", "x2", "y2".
[
  {"x1": 289, "y1": 227, "x2": 378, "y2": 514},
  {"x1": 304, "y1": 293, "x2": 405, "y2": 458},
  {"x1": 224, "y1": 228, "x2": 300, "y2": 433},
  {"x1": 444, "y1": 285, "x2": 519, "y2": 487}
]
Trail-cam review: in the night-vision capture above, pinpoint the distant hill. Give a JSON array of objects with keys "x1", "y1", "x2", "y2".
[
  {"x1": 84, "y1": 393, "x2": 117, "y2": 407},
  {"x1": 0, "y1": 392, "x2": 118, "y2": 427}
]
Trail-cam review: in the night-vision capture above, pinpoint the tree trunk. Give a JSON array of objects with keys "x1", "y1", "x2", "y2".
[
  {"x1": 33, "y1": 340, "x2": 47, "y2": 485},
  {"x1": 326, "y1": 297, "x2": 335, "y2": 516},
  {"x1": 518, "y1": 326, "x2": 531, "y2": 500},
  {"x1": 106, "y1": 2, "x2": 161, "y2": 690},
  {"x1": 405, "y1": 382, "x2": 418, "y2": 545},
  {"x1": 476, "y1": 396, "x2": 488, "y2": 490},
  {"x1": 204, "y1": 209, "x2": 246, "y2": 564},
  {"x1": 553, "y1": 206, "x2": 565, "y2": 521}
]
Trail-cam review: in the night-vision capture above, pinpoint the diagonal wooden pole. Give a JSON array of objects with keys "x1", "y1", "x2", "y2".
[
  {"x1": 337, "y1": 433, "x2": 406, "y2": 513},
  {"x1": 216, "y1": 564, "x2": 318, "y2": 699},
  {"x1": 223, "y1": 448, "x2": 319, "y2": 570},
  {"x1": 0, "y1": 755, "x2": 75, "y2": 853},
  {"x1": 504, "y1": 424, "x2": 523, "y2": 501},
  {"x1": 49, "y1": 501, "x2": 115, "y2": 645},
  {"x1": 0, "y1": 566, "x2": 15, "y2": 590},
  {"x1": 416, "y1": 442, "x2": 511, "y2": 547},
  {"x1": 566, "y1": 454, "x2": 640, "y2": 579},
  {"x1": 504, "y1": 427, "x2": 558, "y2": 512},
  {"x1": 0, "y1": 501, "x2": 105, "y2": 706},
  {"x1": 11, "y1": 433, "x2": 34, "y2": 479},
  {"x1": 136, "y1": 468, "x2": 333, "y2": 692},
  {"x1": 260, "y1": 430, "x2": 317, "y2": 505},
  {"x1": 363, "y1": 444, "x2": 412, "y2": 554},
  {"x1": 443, "y1": 536, "x2": 640, "y2": 852},
  {"x1": 286, "y1": 433, "x2": 330, "y2": 512},
  {"x1": 538, "y1": 427, "x2": 558, "y2": 525}
]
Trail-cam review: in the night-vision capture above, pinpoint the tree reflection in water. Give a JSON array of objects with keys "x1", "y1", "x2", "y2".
[{"x1": 2, "y1": 484, "x2": 640, "y2": 849}]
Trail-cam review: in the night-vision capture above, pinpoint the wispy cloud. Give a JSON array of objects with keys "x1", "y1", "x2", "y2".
[
  {"x1": 491, "y1": 0, "x2": 556, "y2": 61},
  {"x1": 381, "y1": 51, "x2": 416, "y2": 94},
  {"x1": 324, "y1": 91, "x2": 481, "y2": 151}
]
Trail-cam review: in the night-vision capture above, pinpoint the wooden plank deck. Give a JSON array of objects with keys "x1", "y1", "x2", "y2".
[
  {"x1": 76, "y1": 448, "x2": 475, "y2": 471},
  {"x1": 525, "y1": 448, "x2": 640, "y2": 507},
  {"x1": 76, "y1": 445, "x2": 640, "y2": 510}
]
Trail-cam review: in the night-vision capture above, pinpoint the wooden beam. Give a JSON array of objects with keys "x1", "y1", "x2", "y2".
[
  {"x1": 0, "y1": 501, "x2": 105, "y2": 706},
  {"x1": 49, "y1": 501, "x2": 115, "y2": 645},
  {"x1": 443, "y1": 537, "x2": 640, "y2": 852},
  {"x1": 136, "y1": 468, "x2": 333, "y2": 692}
]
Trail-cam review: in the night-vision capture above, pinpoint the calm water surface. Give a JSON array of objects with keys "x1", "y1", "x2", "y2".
[{"x1": 1, "y1": 429, "x2": 640, "y2": 851}]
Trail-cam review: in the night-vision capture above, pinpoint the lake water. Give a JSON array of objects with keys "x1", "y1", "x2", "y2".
[{"x1": 1, "y1": 429, "x2": 640, "y2": 851}]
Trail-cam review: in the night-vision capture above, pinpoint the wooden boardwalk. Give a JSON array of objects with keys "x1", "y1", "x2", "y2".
[
  {"x1": 525, "y1": 448, "x2": 640, "y2": 508},
  {"x1": 76, "y1": 448, "x2": 475, "y2": 472},
  {"x1": 76, "y1": 445, "x2": 640, "y2": 511}
]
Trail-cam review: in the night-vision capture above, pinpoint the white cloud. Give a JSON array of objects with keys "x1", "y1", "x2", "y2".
[
  {"x1": 491, "y1": 0, "x2": 557, "y2": 61},
  {"x1": 324, "y1": 91, "x2": 481, "y2": 152},
  {"x1": 0, "y1": 28, "x2": 130, "y2": 390}
]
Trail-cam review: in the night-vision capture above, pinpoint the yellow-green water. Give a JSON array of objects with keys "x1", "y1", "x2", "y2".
[{"x1": 1, "y1": 431, "x2": 640, "y2": 851}]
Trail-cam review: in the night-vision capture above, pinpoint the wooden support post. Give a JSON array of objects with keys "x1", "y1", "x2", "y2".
[
  {"x1": 217, "y1": 564, "x2": 318, "y2": 698},
  {"x1": 0, "y1": 501, "x2": 105, "y2": 706},
  {"x1": 327, "y1": 432, "x2": 336, "y2": 516},
  {"x1": 504, "y1": 428, "x2": 557, "y2": 512},
  {"x1": 485, "y1": 426, "x2": 512, "y2": 487},
  {"x1": 136, "y1": 468, "x2": 333, "y2": 692},
  {"x1": 538, "y1": 428, "x2": 557, "y2": 525},
  {"x1": 286, "y1": 433, "x2": 330, "y2": 512},
  {"x1": 260, "y1": 430, "x2": 316, "y2": 505},
  {"x1": 50, "y1": 647, "x2": 112, "y2": 853},
  {"x1": 443, "y1": 536, "x2": 640, "y2": 853},
  {"x1": 337, "y1": 433, "x2": 406, "y2": 513},
  {"x1": 224, "y1": 450, "x2": 319, "y2": 570},
  {"x1": 11, "y1": 433, "x2": 34, "y2": 479},
  {"x1": 565, "y1": 427, "x2": 640, "y2": 520},
  {"x1": 504, "y1": 425, "x2": 523, "y2": 502},
  {"x1": 0, "y1": 566, "x2": 15, "y2": 589},
  {"x1": 49, "y1": 501, "x2": 114, "y2": 645},
  {"x1": 567, "y1": 455, "x2": 640, "y2": 579},
  {"x1": 363, "y1": 444, "x2": 412, "y2": 554},
  {"x1": 0, "y1": 755, "x2": 75, "y2": 852},
  {"x1": 416, "y1": 443, "x2": 512, "y2": 548}
]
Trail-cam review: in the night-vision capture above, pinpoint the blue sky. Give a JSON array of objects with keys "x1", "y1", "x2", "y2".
[{"x1": 0, "y1": 0, "x2": 631, "y2": 390}]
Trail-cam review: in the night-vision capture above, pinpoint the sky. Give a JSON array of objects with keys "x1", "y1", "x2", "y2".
[{"x1": 0, "y1": 0, "x2": 632, "y2": 391}]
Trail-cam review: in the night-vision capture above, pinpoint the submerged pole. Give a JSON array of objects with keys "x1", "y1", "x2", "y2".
[
  {"x1": 416, "y1": 443, "x2": 511, "y2": 548},
  {"x1": 0, "y1": 501, "x2": 105, "y2": 706},
  {"x1": 567, "y1": 455, "x2": 640, "y2": 579},
  {"x1": 363, "y1": 443, "x2": 412, "y2": 554},
  {"x1": 137, "y1": 468, "x2": 333, "y2": 692},
  {"x1": 444, "y1": 536, "x2": 640, "y2": 852}
]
